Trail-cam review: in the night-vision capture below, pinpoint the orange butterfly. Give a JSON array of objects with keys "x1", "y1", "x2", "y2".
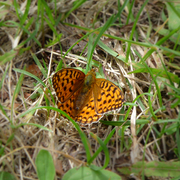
[{"x1": 52, "y1": 68, "x2": 125, "y2": 124}]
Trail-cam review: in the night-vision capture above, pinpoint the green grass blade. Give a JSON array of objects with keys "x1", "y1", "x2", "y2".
[
  {"x1": 90, "y1": 133, "x2": 110, "y2": 169},
  {"x1": 0, "y1": 65, "x2": 9, "y2": 90},
  {"x1": 62, "y1": 0, "x2": 87, "y2": 21},
  {"x1": 141, "y1": 26, "x2": 180, "y2": 63},
  {"x1": 13, "y1": 68, "x2": 46, "y2": 87},
  {"x1": 11, "y1": 66, "x2": 26, "y2": 124},
  {"x1": 31, "y1": 52, "x2": 47, "y2": 77},
  {"x1": 176, "y1": 112, "x2": 180, "y2": 160},
  {"x1": 143, "y1": 62, "x2": 162, "y2": 107},
  {"x1": 0, "y1": 50, "x2": 17, "y2": 65},
  {"x1": 20, "y1": 0, "x2": 31, "y2": 26},
  {"x1": 148, "y1": 83, "x2": 158, "y2": 121},
  {"x1": 126, "y1": 0, "x2": 149, "y2": 62},
  {"x1": 88, "y1": 128, "x2": 116, "y2": 165}
]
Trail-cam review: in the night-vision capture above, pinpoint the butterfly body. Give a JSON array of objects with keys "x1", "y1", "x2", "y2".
[
  {"x1": 52, "y1": 68, "x2": 125, "y2": 124},
  {"x1": 74, "y1": 70, "x2": 96, "y2": 113}
]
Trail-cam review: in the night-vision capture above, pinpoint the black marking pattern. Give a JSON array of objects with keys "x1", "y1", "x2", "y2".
[
  {"x1": 52, "y1": 68, "x2": 85, "y2": 103},
  {"x1": 53, "y1": 68, "x2": 125, "y2": 124},
  {"x1": 94, "y1": 79, "x2": 125, "y2": 114}
]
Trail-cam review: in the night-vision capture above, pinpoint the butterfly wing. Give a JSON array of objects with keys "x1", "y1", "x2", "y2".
[
  {"x1": 57, "y1": 88, "x2": 81, "y2": 119},
  {"x1": 75, "y1": 94, "x2": 102, "y2": 124},
  {"x1": 53, "y1": 69, "x2": 125, "y2": 124},
  {"x1": 93, "y1": 79, "x2": 125, "y2": 114},
  {"x1": 52, "y1": 68, "x2": 85, "y2": 103}
]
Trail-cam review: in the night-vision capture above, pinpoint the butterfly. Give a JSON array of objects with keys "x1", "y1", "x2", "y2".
[{"x1": 52, "y1": 68, "x2": 125, "y2": 124}]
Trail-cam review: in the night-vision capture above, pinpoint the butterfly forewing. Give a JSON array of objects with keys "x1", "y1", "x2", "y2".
[{"x1": 52, "y1": 68, "x2": 85, "y2": 103}]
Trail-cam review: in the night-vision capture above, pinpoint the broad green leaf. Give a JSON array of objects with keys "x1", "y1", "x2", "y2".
[
  {"x1": 35, "y1": 150, "x2": 55, "y2": 180},
  {"x1": 118, "y1": 161, "x2": 180, "y2": 177},
  {"x1": 166, "y1": 2, "x2": 180, "y2": 31},
  {"x1": 0, "y1": 172, "x2": 15, "y2": 180},
  {"x1": 63, "y1": 166, "x2": 121, "y2": 180}
]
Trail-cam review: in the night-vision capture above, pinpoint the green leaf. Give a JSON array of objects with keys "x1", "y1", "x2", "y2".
[
  {"x1": 166, "y1": 2, "x2": 180, "y2": 31},
  {"x1": 62, "y1": 166, "x2": 121, "y2": 180},
  {"x1": 118, "y1": 161, "x2": 180, "y2": 177},
  {"x1": 35, "y1": 150, "x2": 55, "y2": 180},
  {"x1": 0, "y1": 172, "x2": 16, "y2": 180}
]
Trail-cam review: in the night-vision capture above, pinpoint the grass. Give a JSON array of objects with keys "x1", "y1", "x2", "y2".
[{"x1": 0, "y1": 0, "x2": 180, "y2": 180}]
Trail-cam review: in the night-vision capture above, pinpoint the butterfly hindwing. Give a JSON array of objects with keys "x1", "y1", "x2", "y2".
[{"x1": 94, "y1": 79, "x2": 125, "y2": 114}]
